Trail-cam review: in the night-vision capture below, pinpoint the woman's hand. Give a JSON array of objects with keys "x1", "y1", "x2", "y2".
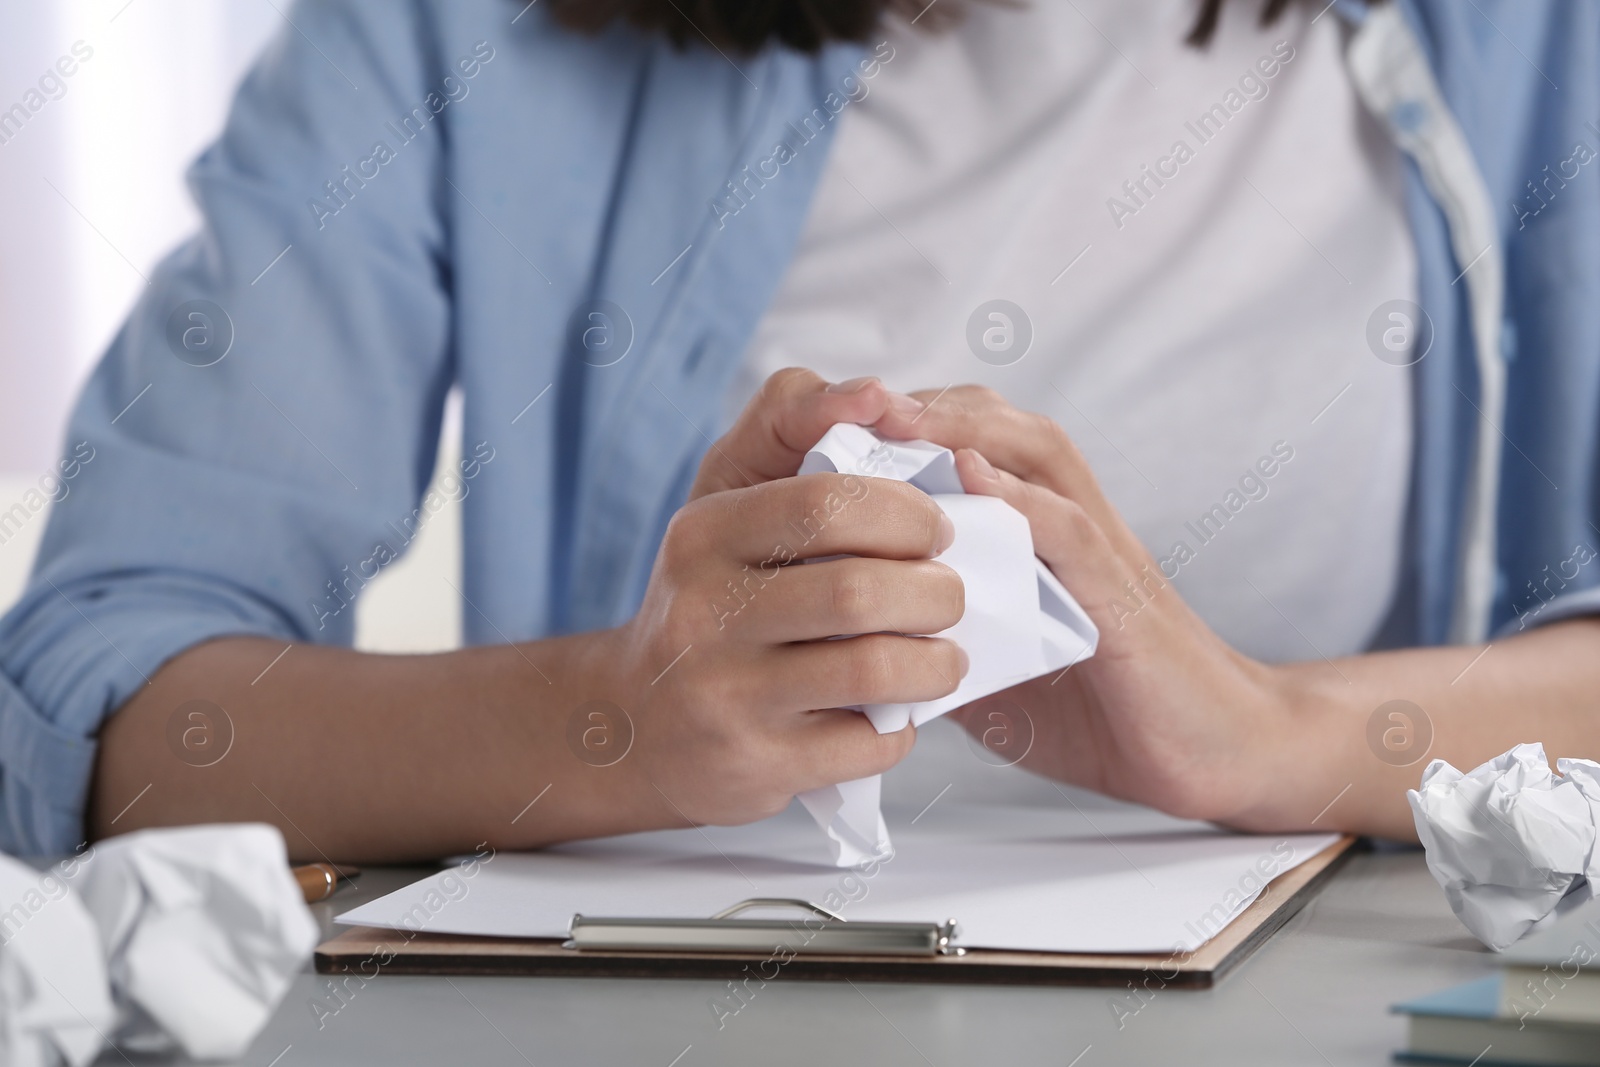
[
  {"x1": 874, "y1": 386, "x2": 1295, "y2": 827},
  {"x1": 92, "y1": 371, "x2": 964, "y2": 863},
  {"x1": 688, "y1": 366, "x2": 915, "y2": 500},
  {"x1": 592, "y1": 369, "x2": 968, "y2": 828}
]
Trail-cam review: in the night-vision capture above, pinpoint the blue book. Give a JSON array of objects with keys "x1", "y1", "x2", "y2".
[
  {"x1": 1498, "y1": 896, "x2": 1600, "y2": 1025},
  {"x1": 1394, "y1": 977, "x2": 1600, "y2": 1066}
]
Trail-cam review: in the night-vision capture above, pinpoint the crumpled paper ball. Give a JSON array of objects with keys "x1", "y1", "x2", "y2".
[
  {"x1": 0, "y1": 850, "x2": 114, "y2": 1067},
  {"x1": 77, "y1": 823, "x2": 320, "y2": 1060},
  {"x1": 1, "y1": 823, "x2": 318, "y2": 1063},
  {"x1": 1408, "y1": 743, "x2": 1600, "y2": 950}
]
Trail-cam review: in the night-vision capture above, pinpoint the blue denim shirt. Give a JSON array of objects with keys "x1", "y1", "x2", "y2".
[{"x1": 1, "y1": 0, "x2": 1596, "y2": 855}]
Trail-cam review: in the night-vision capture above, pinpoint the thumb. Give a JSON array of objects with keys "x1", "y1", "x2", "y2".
[{"x1": 691, "y1": 368, "x2": 897, "y2": 498}]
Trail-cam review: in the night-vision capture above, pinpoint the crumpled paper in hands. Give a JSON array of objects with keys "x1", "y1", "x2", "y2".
[
  {"x1": 1408, "y1": 743, "x2": 1600, "y2": 950},
  {"x1": 1, "y1": 823, "x2": 318, "y2": 1064},
  {"x1": 795, "y1": 423, "x2": 1099, "y2": 865},
  {"x1": 0, "y1": 851, "x2": 114, "y2": 1067}
]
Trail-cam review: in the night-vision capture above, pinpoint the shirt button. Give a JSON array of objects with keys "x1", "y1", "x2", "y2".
[
  {"x1": 1500, "y1": 318, "x2": 1518, "y2": 363},
  {"x1": 1389, "y1": 99, "x2": 1428, "y2": 135}
]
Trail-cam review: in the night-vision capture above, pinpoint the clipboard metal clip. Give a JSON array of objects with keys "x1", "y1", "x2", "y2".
[{"x1": 565, "y1": 897, "x2": 964, "y2": 957}]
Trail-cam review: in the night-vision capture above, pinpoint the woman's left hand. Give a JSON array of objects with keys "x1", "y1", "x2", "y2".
[{"x1": 873, "y1": 386, "x2": 1308, "y2": 828}]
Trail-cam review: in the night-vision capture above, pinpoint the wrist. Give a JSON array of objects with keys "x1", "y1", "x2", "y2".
[
  {"x1": 512, "y1": 622, "x2": 681, "y2": 843},
  {"x1": 1218, "y1": 659, "x2": 1354, "y2": 833}
]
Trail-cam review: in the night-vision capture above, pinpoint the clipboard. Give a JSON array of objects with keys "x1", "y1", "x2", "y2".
[{"x1": 316, "y1": 834, "x2": 1359, "y2": 988}]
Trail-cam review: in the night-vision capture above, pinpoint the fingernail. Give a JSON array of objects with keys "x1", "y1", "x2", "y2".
[
  {"x1": 968, "y1": 450, "x2": 997, "y2": 480},
  {"x1": 887, "y1": 392, "x2": 925, "y2": 417},
  {"x1": 826, "y1": 376, "x2": 879, "y2": 394},
  {"x1": 934, "y1": 512, "x2": 956, "y2": 555},
  {"x1": 955, "y1": 644, "x2": 970, "y2": 679}
]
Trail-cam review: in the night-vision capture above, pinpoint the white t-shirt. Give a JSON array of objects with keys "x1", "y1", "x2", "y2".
[{"x1": 727, "y1": 0, "x2": 1416, "y2": 670}]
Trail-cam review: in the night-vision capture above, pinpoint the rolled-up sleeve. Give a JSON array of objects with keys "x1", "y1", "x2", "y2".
[
  {"x1": 1493, "y1": 584, "x2": 1600, "y2": 639},
  {"x1": 0, "y1": 0, "x2": 456, "y2": 855}
]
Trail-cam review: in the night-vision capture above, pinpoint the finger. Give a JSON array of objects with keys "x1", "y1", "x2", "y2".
[
  {"x1": 691, "y1": 368, "x2": 919, "y2": 498},
  {"x1": 872, "y1": 384, "x2": 1101, "y2": 503},
  {"x1": 953, "y1": 448, "x2": 1137, "y2": 630},
  {"x1": 680, "y1": 472, "x2": 955, "y2": 565},
  {"x1": 762, "y1": 633, "x2": 969, "y2": 712},
  {"x1": 880, "y1": 386, "x2": 1147, "y2": 556},
  {"x1": 781, "y1": 709, "x2": 917, "y2": 793},
  {"x1": 718, "y1": 557, "x2": 964, "y2": 644}
]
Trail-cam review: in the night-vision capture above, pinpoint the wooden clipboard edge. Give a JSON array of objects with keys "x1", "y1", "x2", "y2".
[
  {"x1": 1177, "y1": 831, "x2": 1362, "y2": 986},
  {"x1": 314, "y1": 834, "x2": 1360, "y2": 989}
]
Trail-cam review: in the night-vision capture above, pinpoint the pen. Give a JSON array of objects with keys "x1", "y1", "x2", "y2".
[{"x1": 292, "y1": 862, "x2": 361, "y2": 904}]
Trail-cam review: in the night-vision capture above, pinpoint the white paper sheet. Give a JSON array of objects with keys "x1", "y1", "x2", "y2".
[
  {"x1": 795, "y1": 424, "x2": 1100, "y2": 864},
  {"x1": 338, "y1": 800, "x2": 1338, "y2": 955}
]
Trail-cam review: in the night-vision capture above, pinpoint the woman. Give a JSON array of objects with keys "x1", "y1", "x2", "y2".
[{"x1": 0, "y1": 0, "x2": 1596, "y2": 862}]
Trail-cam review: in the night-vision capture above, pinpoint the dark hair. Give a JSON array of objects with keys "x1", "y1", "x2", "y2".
[
  {"x1": 547, "y1": 0, "x2": 1303, "y2": 55},
  {"x1": 1187, "y1": 0, "x2": 1295, "y2": 47},
  {"x1": 546, "y1": 0, "x2": 962, "y2": 54}
]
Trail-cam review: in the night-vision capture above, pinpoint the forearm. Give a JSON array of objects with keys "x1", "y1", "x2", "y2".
[
  {"x1": 84, "y1": 373, "x2": 934, "y2": 862},
  {"x1": 89, "y1": 632, "x2": 672, "y2": 864},
  {"x1": 1237, "y1": 617, "x2": 1600, "y2": 840}
]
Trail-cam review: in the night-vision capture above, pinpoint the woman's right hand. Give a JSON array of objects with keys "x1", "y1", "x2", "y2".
[
  {"x1": 591, "y1": 380, "x2": 968, "y2": 829},
  {"x1": 91, "y1": 368, "x2": 965, "y2": 861}
]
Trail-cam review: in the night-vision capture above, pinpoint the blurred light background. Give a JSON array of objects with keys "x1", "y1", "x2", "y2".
[{"x1": 0, "y1": 0, "x2": 462, "y2": 652}]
